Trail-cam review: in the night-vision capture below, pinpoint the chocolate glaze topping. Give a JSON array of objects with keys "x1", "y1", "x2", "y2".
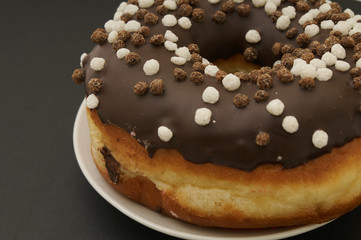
[{"x1": 81, "y1": 0, "x2": 361, "y2": 171}]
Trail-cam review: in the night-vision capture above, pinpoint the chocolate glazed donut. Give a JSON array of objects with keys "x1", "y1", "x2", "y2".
[{"x1": 73, "y1": 0, "x2": 361, "y2": 229}]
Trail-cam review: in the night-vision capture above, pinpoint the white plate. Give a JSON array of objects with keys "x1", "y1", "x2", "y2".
[{"x1": 73, "y1": 100, "x2": 331, "y2": 240}]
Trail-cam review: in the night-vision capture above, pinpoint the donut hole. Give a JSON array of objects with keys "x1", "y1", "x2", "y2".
[{"x1": 213, "y1": 53, "x2": 261, "y2": 73}]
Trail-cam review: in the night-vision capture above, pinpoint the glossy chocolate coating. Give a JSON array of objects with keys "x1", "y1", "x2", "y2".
[{"x1": 83, "y1": 1, "x2": 361, "y2": 170}]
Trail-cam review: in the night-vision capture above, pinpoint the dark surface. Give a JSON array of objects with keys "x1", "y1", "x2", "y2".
[{"x1": 0, "y1": 0, "x2": 360, "y2": 239}]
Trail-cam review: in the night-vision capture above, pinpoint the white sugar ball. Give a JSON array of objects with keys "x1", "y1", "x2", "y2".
[
  {"x1": 113, "y1": 11, "x2": 123, "y2": 21},
  {"x1": 195, "y1": 108, "x2": 212, "y2": 126},
  {"x1": 171, "y1": 56, "x2": 186, "y2": 65},
  {"x1": 104, "y1": 20, "x2": 125, "y2": 32},
  {"x1": 320, "y1": 20, "x2": 335, "y2": 30},
  {"x1": 245, "y1": 29, "x2": 261, "y2": 43},
  {"x1": 331, "y1": 44, "x2": 346, "y2": 59},
  {"x1": 162, "y1": 14, "x2": 178, "y2": 27},
  {"x1": 335, "y1": 60, "x2": 350, "y2": 72},
  {"x1": 333, "y1": 22, "x2": 350, "y2": 36},
  {"x1": 178, "y1": 17, "x2": 192, "y2": 29},
  {"x1": 80, "y1": 53, "x2": 87, "y2": 68},
  {"x1": 143, "y1": 59, "x2": 160, "y2": 76},
  {"x1": 124, "y1": 4, "x2": 139, "y2": 15},
  {"x1": 233, "y1": 0, "x2": 244, "y2": 3},
  {"x1": 276, "y1": 15, "x2": 291, "y2": 31},
  {"x1": 300, "y1": 64, "x2": 317, "y2": 79},
  {"x1": 87, "y1": 94, "x2": 99, "y2": 109},
  {"x1": 319, "y1": 3, "x2": 331, "y2": 13},
  {"x1": 312, "y1": 130, "x2": 328, "y2": 149},
  {"x1": 310, "y1": 58, "x2": 326, "y2": 70},
  {"x1": 222, "y1": 74, "x2": 241, "y2": 91},
  {"x1": 308, "y1": 9, "x2": 320, "y2": 18},
  {"x1": 291, "y1": 60, "x2": 307, "y2": 77},
  {"x1": 164, "y1": 30, "x2": 178, "y2": 42},
  {"x1": 90, "y1": 57, "x2": 105, "y2": 71},
  {"x1": 298, "y1": 13, "x2": 313, "y2": 25},
  {"x1": 321, "y1": 52, "x2": 337, "y2": 66},
  {"x1": 209, "y1": 0, "x2": 221, "y2": 3},
  {"x1": 202, "y1": 86, "x2": 220, "y2": 104},
  {"x1": 108, "y1": 30, "x2": 118, "y2": 43},
  {"x1": 163, "y1": 0, "x2": 177, "y2": 10},
  {"x1": 282, "y1": 6, "x2": 296, "y2": 19},
  {"x1": 264, "y1": 2, "x2": 277, "y2": 15},
  {"x1": 175, "y1": 47, "x2": 191, "y2": 61},
  {"x1": 344, "y1": 8, "x2": 355, "y2": 18},
  {"x1": 253, "y1": 0, "x2": 266, "y2": 8},
  {"x1": 205, "y1": 65, "x2": 220, "y2": 77},
  {"x1": 164, "y1": 40, "x2": 178, "y2": 51},
  {"x1": 117, "y1": 2, "x2": 127, "y2": 12},
  {"x1": 267, "y1": 0, "x2": 281, "y2": 7},
  {"x1": 158, "y1": 126, "x2": 173, "y2": 142},
  {"x1": 305, "y1": 24, "x2": 320, "y2": 37},
  {"x1": 266, "y1": 99, "x2": 285, "y2": 116},
  {"x1": 116, "y1": 48, "x2": 130, "y2": 59},
  {"x1": 138, "y1": 0, "x2": 154, "y2": 8},
  {"x1": 316, "y1": 68, "x2": 333, "y2": 81},
  {"x1": 125, "y1": 20, "x2": 141, "y2": 32},
  {"x1": 282, "y1": 116, "x2": 299, "y2": 133},
  {"x1": 357, "y1": 58, "x2": 361, "y2": 68},
  {"x1": 202, "y1": 58, "x2": 210, "y2": 65}
]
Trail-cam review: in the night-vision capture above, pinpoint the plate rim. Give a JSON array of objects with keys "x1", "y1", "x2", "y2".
[{"x1": 73, "y1": 99, "x2": 331, "y2": 240}]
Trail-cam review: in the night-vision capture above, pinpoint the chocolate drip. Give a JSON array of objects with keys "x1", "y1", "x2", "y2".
[{"x1": 84, "y1": 1, "x2": 361, "y2": 171}]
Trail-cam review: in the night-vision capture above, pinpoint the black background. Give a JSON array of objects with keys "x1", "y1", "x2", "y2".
[{"x1": 1, "y1": 0, "x2": 361, "y2": 239}]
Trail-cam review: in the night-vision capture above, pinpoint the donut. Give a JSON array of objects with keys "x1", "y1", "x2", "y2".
[{"x1": 72, "y1": 0, "x2": 361, "y2": 229}]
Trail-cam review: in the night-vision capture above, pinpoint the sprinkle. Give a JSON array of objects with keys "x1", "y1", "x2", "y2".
[
  {"x1": 193, "y1": 62, "x2": 205, "y2": 72},
  {"x1": 296, "y1": 33, "x2": 311, "y2": 47},
  {"x1": 162, "y1": 14, "x2": 178, "y2": 27},
  {"x1": 178, "y1": 4, "x2": 193, "y2": 17},
  {"x1": 264, "y1": 2, "x2": 277, "y2": 15},
  {"x1": 91, "y1": 28, "x2": 108, "y2": 45},
  {"x1": 157, "y1": 5, "x2": 169, "y2": 15},
  {"x1": 331, "y1": 44, "x2": 346, "y2": 59},
  {"x1": 171, "y1": 56, "x2": 187, "y2": 65},
  {"x1": 233, "y1": 94, "x2": 249, "y2": 108},
  {"x1": 125, "y1": 52, "x2": 141, "y2": 65},
  {"x1": 256, "y1": 74, "x2": 273, "y2": 90},
  {"x1": 90, "y1": 57, "x2": 105, "y2": 71},
  {"x1": 188, "y1": 43, "x2": 200, "y2": 54},
  {"x1": 158, "y1": 126, "x2": 173, "y2": 142},
  {"x1": 124, "y1": 4, "x2": 139, "y2": 15},
  {"x1": 178, "y1": 17, "x2": 192, "y2": 29},
  {"x1": 143, "y1": 59, "x2": 160, "y2": 76},
  {"x1": 282, "y1": 6, "x2": 296, "y2": 19},
  {"x1": 88, "y1": 78, "x2": 104, "y2": 93},
  {"x1": 300, "y1": 64, "x2": 317, "y2": 79},
  {"x1": 175, "y1": 47, "x2": 191, "y2": 61},
  {"x1": 282, "y1": 116, "x2": 299, "y2": 133},
  {"x1": 205, "y1": 65, "x2": 220, "y2": 77},
  {"x1": 252, "y1": 0, "x2": 266, "y2": 8},
  {"x1": 131, "y1": 33, "x2": 146, "y2": 47},
  {"x1": 164, "y1": 30, "x2": 178, "y2": 42},
  {"x1": 144, "y1": 12, "x2": 159, "y2": 25},
  {"x1": 86, "y1": 94, "x2": 99, "y2": 109},
  {"x1": 254, "y1": 90, "x2": 269, "y2": 102},
  {"x1": 72, "y1": 69, "x2": 85, "y2": 84},
  {"x1": 212, "y1": 11, "x2": 226, "y2": 24},
  {"x1": 118, "y1": 30, "x2": 131, "y2": 41},
  {"x1": 236, "y1": 3, "x2": 251, "y2": 17},
  {"x1": 136, "y1": 9, "x2": 149, "y2": 20},
  {"x1": 245, "y1": 29, "x2": 261, "y2": 43},
  {"x1": 244, "y1": 47, "x2": 259, "y2": 62},
  {"x1": 149, "y1": 79, "x2": 165, "y2": 95},
  {"x1": 335, "y1": 60, "x2": 350, "y2": 72},
  {"x1": 312, "y1": 130, "x2": 328, "y2": 149},
  {"x1": 276, "y1": 15, "x2": 291, "y2": 31},
  {"x1": 202, "y1": 86, "x2": 220, "y2": 104},
  {"x1": 321, "y1": 52, "x2": 337, "y2": 66},
  {"x1": 150, "y1": 34, "x2": 165, "y2": 46},
  {"x1": 350, "y1": 67, "x2": 361, "y2": 78},
  {"x1": 139, "y1": 0, "x2": 155, "y2": 8},
  {"x1": 277, "y1": 67, "x2": 294, "y2": 83},
  {"x1": 255, "y1": 132, "x2": 270, "y2": 146},
  {"x1": 266, "y1": 99, "x2": 285, "y2": 116},
  {"x1": 321, "y1": 20, "x2": 335, "y2": 30},
  {"x1": 165, "y1": 41, "x2": 178, "y2": 51},
  {"x1": 316, "y1": 68, "x2": 333, "y2": 81},
  {"x1": 190, "y1": 72, "x2": 204, "y2": 84},
  {"x1": 174, "y1": 68, "x2": 187, "y2": 81},
  {"x1": 116, "y1": 48, "x2": 130, "y2": 59},
  {"x1": 194, "y1": 108, "x2": 212, "y2": 126},
  {"x1": 299, "y1": 77, "x2": 316, "y2": 90},
  {"x1": 222, "y1": 74, "x2": 241, "y2": 91},
  {"x1": 125, "y1": 20, "x2": 141, "y2": 32},
  {"x1": 163, "y1": 0, "x2": 177, "y2": 10},
  {"x1": 133, "y1": 82, "x2": 149, "y2": 95},
  {"x1": 192, "y1": 8, "x2": 205, "y2": 22},
  {"x1": 305, "y1": 24, "x2": 320, "y2": 37},
  {"x1": 353, "y1": 77, "x2": 361, "y2": 89}
]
